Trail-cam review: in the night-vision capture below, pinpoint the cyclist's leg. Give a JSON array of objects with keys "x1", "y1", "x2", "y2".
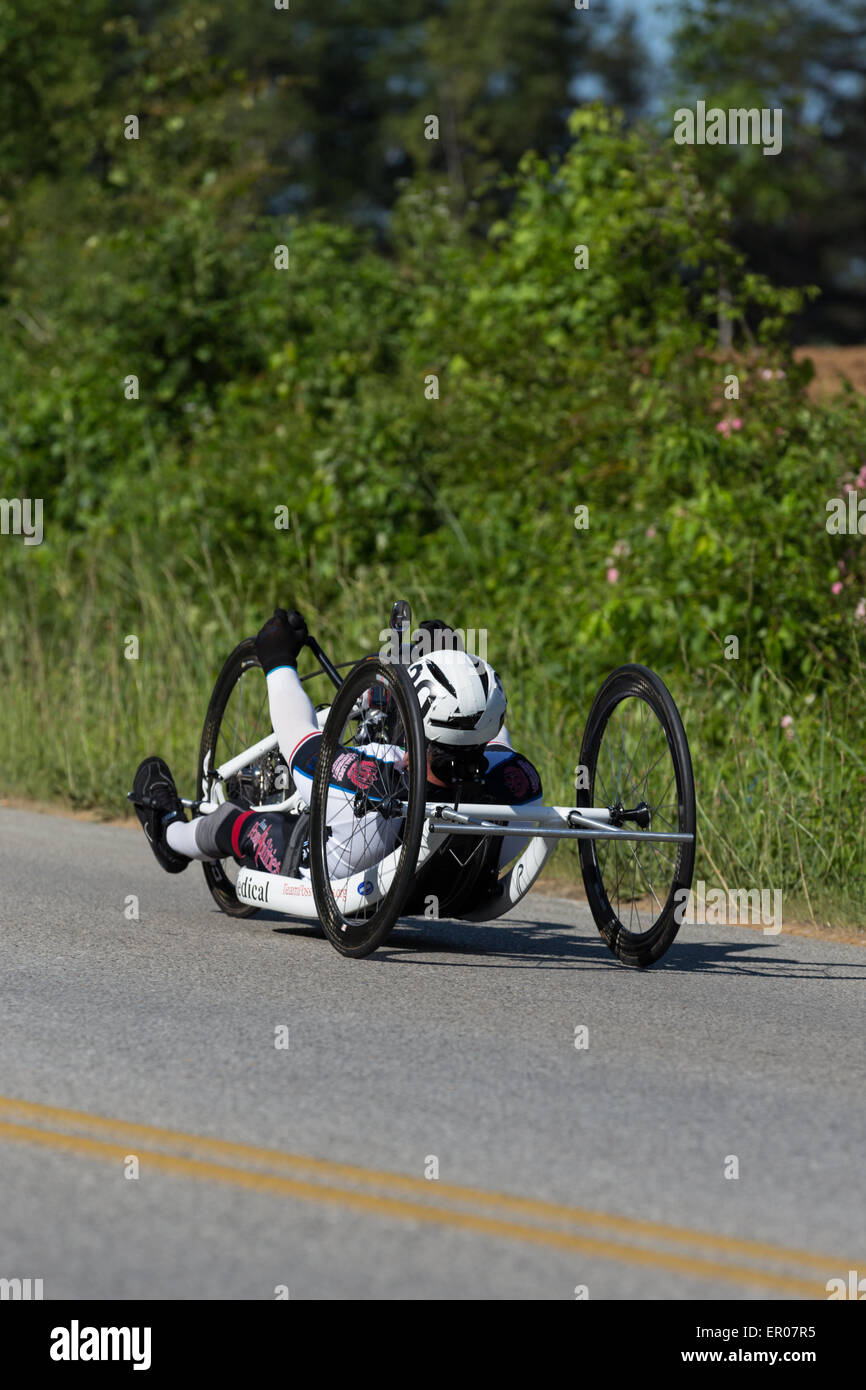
[
  {"x1": 168, "y1": 802, "x2": 306, "y2": 877},
  {"x1": 166, "y1": 802, "x2": 245, "y2": 862}
]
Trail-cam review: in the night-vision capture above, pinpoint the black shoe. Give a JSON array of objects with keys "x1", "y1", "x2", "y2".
[{"x1": 128, "y1": 756, "x2": 190, "y2": 874}]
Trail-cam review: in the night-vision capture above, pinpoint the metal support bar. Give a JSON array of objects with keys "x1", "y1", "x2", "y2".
[
  {"x1": 426, "y1": 818, "x2": 693, "y2": 844},
  {"x1": 305, "y1": 636, "x2": 344, "y2": 691}
]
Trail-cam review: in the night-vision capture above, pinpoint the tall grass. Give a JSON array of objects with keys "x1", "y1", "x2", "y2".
[{"x1": 1, "y1": 543, "x2": 863, "y2": 928}]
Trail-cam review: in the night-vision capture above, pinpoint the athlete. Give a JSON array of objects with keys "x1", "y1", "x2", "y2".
[{"x1": 130, "y1": 610, "x2": 543, "y2": 915}]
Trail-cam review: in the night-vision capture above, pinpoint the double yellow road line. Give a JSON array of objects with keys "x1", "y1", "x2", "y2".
[{"x1": 0, "y1": 1095, "x2": 852, "y2": 1296}]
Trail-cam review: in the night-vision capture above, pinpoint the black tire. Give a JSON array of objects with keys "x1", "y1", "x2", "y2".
[
  {"x1": 577, "y1": 664, "x2": 696, "y2": 968},
  {"x1": 197, "y1": 638, "x2": 292, "y2": 918},
  {"x1": 309, "y1": 657, "x2": 426, "y2": 958}
]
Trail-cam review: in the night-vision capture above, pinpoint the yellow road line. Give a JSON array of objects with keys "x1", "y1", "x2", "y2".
[
  {"x1": 0, "y1": 1120, "x2": 825, "y2": 1296},
  {"x1": 0, "y1": 1094, "x2": 853, "y2": 1275}
]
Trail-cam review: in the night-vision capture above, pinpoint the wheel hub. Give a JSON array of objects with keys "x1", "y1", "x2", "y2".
[{"x1": 609, "y1": 799, "x2": 651, "y2": 829}]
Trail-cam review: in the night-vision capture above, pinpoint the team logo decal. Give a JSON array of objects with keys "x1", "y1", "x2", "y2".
[
  {"x1": 238, "y1": 875, "x2": 268, "y2": 903},
  {"x1": 246, "y1": 819, "x2": 282, "y2": 873},
  {"x1": 347, "y1": 758, "x2": 378, "y2": 790},
  {"x1": 503, "y1": 764, "x2": 530, "y2": 798}
]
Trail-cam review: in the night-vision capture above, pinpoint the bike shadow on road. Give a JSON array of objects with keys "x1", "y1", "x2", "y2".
[{"x1": 359, "y1": 914, "x2": 866, "y2": 979}]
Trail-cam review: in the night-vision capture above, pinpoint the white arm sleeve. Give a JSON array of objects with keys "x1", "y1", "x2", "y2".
[{"x1": 266, "y1": 666, "x2": 319, "y2": 765}]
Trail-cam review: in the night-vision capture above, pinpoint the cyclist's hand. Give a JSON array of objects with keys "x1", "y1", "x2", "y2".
[{"x1": 256, "y1": 608, "x2": 308, "y2": 674}]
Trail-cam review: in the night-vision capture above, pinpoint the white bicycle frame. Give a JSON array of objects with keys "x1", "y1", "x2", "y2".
[{"x1": 201, "y1": 727, "x2": 693, "y2": 922}]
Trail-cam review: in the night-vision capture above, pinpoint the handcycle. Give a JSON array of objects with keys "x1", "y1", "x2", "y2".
[{"x1": 190, "y1": 600, "x2": 696, "y2": 968}]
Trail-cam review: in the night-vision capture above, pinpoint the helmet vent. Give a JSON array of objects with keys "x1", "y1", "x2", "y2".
[
  {"x1": 430, "y1": 714, "x2": 481, "y2": 730},
  {"x1": 425, "y1": 660, "x2": 457, "y2": 697}
]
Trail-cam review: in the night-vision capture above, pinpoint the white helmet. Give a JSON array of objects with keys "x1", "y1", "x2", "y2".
[{"x1": 407, "y1": 649, "x2": 506, "y2": 748}]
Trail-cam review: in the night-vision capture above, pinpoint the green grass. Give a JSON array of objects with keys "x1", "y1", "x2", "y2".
[{"x1": 1, "y1": 545, "x2": 863, "y2": 932}]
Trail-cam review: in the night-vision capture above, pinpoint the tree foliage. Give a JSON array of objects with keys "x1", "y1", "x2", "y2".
[{"x1": 668, "y1": 0, "x2": 866, "y2": 341}]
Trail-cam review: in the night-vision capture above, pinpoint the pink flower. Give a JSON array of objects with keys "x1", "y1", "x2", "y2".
[
  {"x1": 716, "y1": 420, "x2": 731, "y2": 435},
  {"x1": 775, "y1": 426, "x2": 784, "y2": 436},
  {"x1": 606, "y1": 567, "x2": 620, "y2": 584},
  {"x1": 780, "y1": 715, "x2": 794, "y2": 742},
  {"x1": 857, "y1": 465, "x2": 866, "y2": 489},
  {"x1": 838, "y1": 559, "x2": 847, "y2": 574},
  {"x1": 730, "y1": 418, "x2": 742, "y2": 430},
  {"x1": 645, "y1": 525, "x2": 657, "y2": 539},
  {"x1": 832, "y1": 581, "x2": 843, "y2": 595},
  {"x1": 761, "y1": 368, "x2": 773, "y2": 380},
  {"x1": 856, "y1": 600, "x2": 866, "y2": 623},
  {"x1": 775, "y1": 369, "x2": 786, "y2": 379}
]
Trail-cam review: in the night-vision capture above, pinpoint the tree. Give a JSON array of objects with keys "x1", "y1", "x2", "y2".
[{"x1": 668, "y1": 0, "x2": 866, "y2": 341}]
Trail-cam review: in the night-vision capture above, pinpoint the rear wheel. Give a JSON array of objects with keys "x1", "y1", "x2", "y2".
[
  {"x1": 197, "y1": 639, "x2": 293, "y2": 917},
  {"x1": 309, "y1": 657, "x2": 426, "y2": 958},
  {"x1": 577, "y1": 664, "x2": 696, "y2": 967}
]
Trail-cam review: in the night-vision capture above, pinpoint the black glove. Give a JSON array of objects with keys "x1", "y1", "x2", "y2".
[
  {"x1": 410, "y1": 619, "x2": 463, "y2": 661},
  {"x1": 256, "y1": 608, "x2": 308, "y2": 674}
]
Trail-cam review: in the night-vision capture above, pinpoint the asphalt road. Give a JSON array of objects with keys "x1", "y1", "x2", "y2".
[{"x1": 1, "y1": 808, "x2": 864, "y2": 1301}]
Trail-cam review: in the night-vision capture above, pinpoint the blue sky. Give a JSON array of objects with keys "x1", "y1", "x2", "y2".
[
  {"x1": 611, "y1": 0, "x2": 676, "y2": 59},
  {"x1": 571, "y1": 1, "x2": 674, "y2": 105}
]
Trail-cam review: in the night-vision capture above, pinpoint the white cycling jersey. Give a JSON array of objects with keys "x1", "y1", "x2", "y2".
[{"x1": 266, "y1": 665, "x2": 539, "y2": 878}]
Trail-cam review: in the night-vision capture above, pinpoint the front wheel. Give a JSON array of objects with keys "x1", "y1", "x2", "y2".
[
  {"x1": 309, "y1": 657, "x2": 426, "y2": 958},
  {"x1": 577, "y1": 664, "x2": 696, "y2": 967}
]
